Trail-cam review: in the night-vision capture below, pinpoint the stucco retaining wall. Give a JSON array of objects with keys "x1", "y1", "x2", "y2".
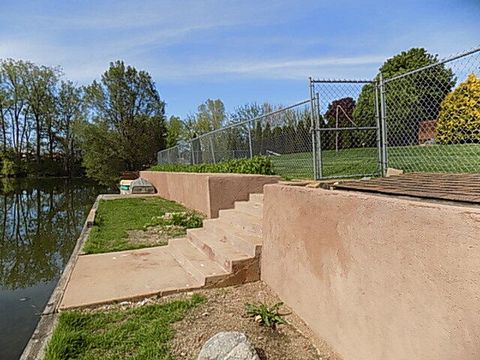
[
  {"x1": 261, "y1": 184, "x2": 480, "y2": 360},
  {"x1": 139, "y1": 171, "x2": 280, "y2": 218}
]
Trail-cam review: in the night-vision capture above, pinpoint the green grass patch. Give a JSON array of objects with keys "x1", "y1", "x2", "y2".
[
  {"x1": 83, "y1": 197, "x2": 194, "y2": 254},
  {"x1": 45, "y1": 294, "x2": 205, "y2": 360}
]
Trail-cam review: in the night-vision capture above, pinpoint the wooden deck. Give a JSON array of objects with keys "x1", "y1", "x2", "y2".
[{"x1": 333, "y1": 173, "x2": 480, "y2": 204}]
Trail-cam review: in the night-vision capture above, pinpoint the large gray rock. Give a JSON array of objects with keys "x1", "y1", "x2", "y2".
[{"x1": 197, "y1": 332, "x2": 260, "y2": 360}]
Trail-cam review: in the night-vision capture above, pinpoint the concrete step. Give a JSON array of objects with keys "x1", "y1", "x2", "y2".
[
  {"x1": 167, "y1": 238, "x2": 229, "y2": 286},
  {"x1": 187, "y1": 228, "x2": 251, "y2": 272},
  {"x1": 216, "y1": 208, "x2": 262, "y2": 235},
  {"x1": 234, "y1": 200, "x2": 263, "y2": 218},
  {"x1": 249, "y1": 193, "x2": 264, "y2": 202},
  {"x1": 202, "y1": 218, "x2": 262, "y2": 257}
]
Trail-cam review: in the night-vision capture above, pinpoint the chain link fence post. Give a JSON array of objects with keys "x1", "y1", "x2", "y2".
[
  {"x1": 374, "y1": 78, "x2": 384, "y2": 176},
  {"x1": 248, "y1": 120, "x2": 253, "y2": 158},
  {"x1": 315, "y1": 91, "x2": 323, "y2": 179},
  {"x1": 379, "y1": 73, "x2": 388, "y2": 175},
  {"x1": 309, "y1": 77, "x2": 321, "y2": 179}
]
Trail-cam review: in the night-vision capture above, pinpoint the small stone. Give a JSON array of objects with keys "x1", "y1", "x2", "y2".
[
  {"x1": 197, "y1": 332, "x2": 260, "y2": 360},
  {"x1": 180, "y1": 352, "x2": 186, "y2": 356},
  {"x1": 386, "y1": 167, "x2": 404, "y2": 177}
]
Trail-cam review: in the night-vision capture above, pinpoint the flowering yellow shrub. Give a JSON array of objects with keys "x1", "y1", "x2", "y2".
[{"x1": 436, "y1": 74, "x2": 480, "y2": 144}]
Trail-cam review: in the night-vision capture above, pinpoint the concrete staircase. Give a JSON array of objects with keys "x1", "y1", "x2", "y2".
[
  {"x1": 60, "y1": 193, "x2": 265, "y2": 309},
  {"x1": 167, "y1": 193, "x2": 264, "y2": 288}
]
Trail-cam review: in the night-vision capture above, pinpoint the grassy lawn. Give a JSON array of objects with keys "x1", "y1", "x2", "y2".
[
  {"x1": 272, "y1": 147, "x2": 379, "y2": 179},
  {"x1": 45, "y1": 294, "x2": 205, "y2": 360},
  {"x1": 83, "y1": 197, "x2": 197, "y2": 254},
  {"x1": 271, "y1": 143, "x2": 480, "y2": 179}
]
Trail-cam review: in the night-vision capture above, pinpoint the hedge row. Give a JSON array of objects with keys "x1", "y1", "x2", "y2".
[{"x1": 149, "y1": 156, "x2": 275, "y2": 175}]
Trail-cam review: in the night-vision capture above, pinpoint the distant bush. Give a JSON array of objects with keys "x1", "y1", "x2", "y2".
[
  {"x1": 436, "y1": 74, "x2": 480, "y2": 144},
  {"x1": 150, "y1": 156, "x2": 276, "y2": 175}
]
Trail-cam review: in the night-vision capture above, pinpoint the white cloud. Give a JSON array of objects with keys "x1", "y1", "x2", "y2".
[{"x1": 142, "y1": 55, "x2": 385, "y2": 81}]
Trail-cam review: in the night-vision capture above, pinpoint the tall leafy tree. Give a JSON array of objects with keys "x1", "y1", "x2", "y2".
[
  {"x1": 353, "y1": 48, "x2": 455, "y2": 145},
  {"x1": 56, "y1": 81, "x2": 84, "y2": 176},
  {"x1": 195, "y1": 99, "x2": 225, "y2": 134},
  {"x1": 24, "y1": 63, "x2": 60, "y2": 167},
  {"x1": 82, "y1": 60, "x2": 166, "y2": 183},
  {"x1": 184, "y1": 99, "x2": 227, "y2": 138},
  {"x1": 165, "y1": 115, "x2": 184, "y2": 148}
]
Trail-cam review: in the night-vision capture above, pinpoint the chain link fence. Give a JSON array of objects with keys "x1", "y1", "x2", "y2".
[
  {"x1": 382, "y1": 47, "x2": 480, "y2": 173},
  {"x1": 158, "y1": 100, "x2": 314, "y2": 179},
  {"x1": 158, "y1": 46, "x2": 480, "y2": 180}
]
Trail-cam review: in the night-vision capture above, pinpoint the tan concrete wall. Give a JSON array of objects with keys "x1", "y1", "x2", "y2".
[
  {"x1": 261, "y1": 184, "x2": 480, "y2": 360},
  {"x1": 139, "y1": 171, "x2": 280, "y2": 217},
  {"x1": 140, "y1": 172, "x2": 211, "y2": 215}
]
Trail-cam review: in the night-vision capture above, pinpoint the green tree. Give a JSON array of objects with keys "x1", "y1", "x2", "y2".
[
  {"x1": 185, "y1": 99, "x2": 226, "y2": 138},
  {"x1": 436, "y1": 74, "x2": 480, "y2": 144},
  {"x1": 24, "y1": 63, "x2": 60, "y2": 168},
  {"x1": 0, "y1": 59, "x2": 30, "y2": 162},
  {"x1": 83, "y1": 60, "x2": 166, "y2": 184},
  {"x1": 196, "y1": 99, "x2": 225, "y2": 133},
  {"x1": 165, "y1": 115, "x2": 184, "y2": 148},
  {"x1": 56, "y1": 81, "x2": 84, "y2": 176},
  {"x1": 353, "y1": 48, "x2": 455, "y2": 145}
]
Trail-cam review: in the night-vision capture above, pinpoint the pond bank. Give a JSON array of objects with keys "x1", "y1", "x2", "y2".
[
  {"x1": 19, "y1": 196, "x2": 101, "y2": 360},
  {"x1": 0, "y1": 179, "x2": 105, "y2": 360}
]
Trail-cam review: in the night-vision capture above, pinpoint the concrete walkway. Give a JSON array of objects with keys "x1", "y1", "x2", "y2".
[{"x1": 60, "y1": 247, "x2": 201, "y2": 309}]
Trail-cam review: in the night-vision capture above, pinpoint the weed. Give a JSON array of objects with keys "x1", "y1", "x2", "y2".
[{"x1": 245, "y1": 302, "x2": 288, "y2": 329}]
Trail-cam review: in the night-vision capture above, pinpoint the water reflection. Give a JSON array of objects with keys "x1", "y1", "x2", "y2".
[{"x1": 0, "y1": 178, "x2": 105, "y2": 360}]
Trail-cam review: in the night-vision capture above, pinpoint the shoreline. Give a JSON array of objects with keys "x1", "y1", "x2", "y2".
[{"x1": 19, "y1": 195, "x2": 101, "y2": 360}]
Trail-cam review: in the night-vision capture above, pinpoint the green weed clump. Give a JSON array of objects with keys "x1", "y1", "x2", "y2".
[
  {"x1": 150, "y1": 156, "x2": 276, "y2": 175},
  {"x1": 145, "y1": 211, "x2": 204, "y2": 229},
  {"x1": 245, "y1": 302, "x2": 288, "y2": 329}
]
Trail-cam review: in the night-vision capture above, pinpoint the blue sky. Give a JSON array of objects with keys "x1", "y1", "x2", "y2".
[{"x1": 0, "y1": 0, "x2": 478, "y2": 118}]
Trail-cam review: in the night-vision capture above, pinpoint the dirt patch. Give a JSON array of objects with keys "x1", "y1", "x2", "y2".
[
  {"x1": 170, "y1": 282, "x2": 340, "y2": 360},
  {"x1": 126, "y1": 225, "x2": 185, "y2": 247},
  {"x1": 83, "y1": 282, "x2": 341, "y2": 360}
]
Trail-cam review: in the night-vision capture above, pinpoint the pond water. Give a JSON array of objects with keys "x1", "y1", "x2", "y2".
[{"x1": 0, "y1": 178, "x2": 106, "y2": 360}]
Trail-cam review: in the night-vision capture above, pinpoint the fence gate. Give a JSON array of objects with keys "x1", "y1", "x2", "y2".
[{"x1": 309, "y1": 78, "x2": 384, "y2": 180}]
